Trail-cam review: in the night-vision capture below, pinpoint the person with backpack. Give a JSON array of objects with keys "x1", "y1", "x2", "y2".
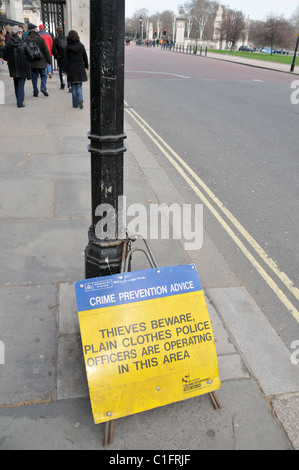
[
  {"x1": 25, "y1": 23, "x2": 51, "y2": 98},
  {"x1": 52, "y1": 26, "x2": 67, "y2": 90},
  {"x1": 63, "y1": 30, "x2": 89, "y2": 109},
  {"x1": 2, "y1": 25, "x2": 34, "y2": 108}
]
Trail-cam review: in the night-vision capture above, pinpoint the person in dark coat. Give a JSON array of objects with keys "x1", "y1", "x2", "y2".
[
  {"x1": 3, "y1": 26, "x2": 34, "y2": 108},
  {"x1": 25, "y1": 23, "x2": 51, "y2": 97},
  {"x1": 63, "y1": 30, "x2": 89, "y2": 109},
  {"x1": 52, "y1": 26, "x2": 67, "y2": 90}
]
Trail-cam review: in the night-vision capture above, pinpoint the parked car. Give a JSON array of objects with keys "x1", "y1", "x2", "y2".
[
  {"x1": 273, "y1": 48, "x2": 289, "y2": 55},
  {"x1": 260, "y1": 47, "x2": 272, "y2": 53},
  {"x1": 239, "y1": 45, "x2": 254, "y2": 52}
]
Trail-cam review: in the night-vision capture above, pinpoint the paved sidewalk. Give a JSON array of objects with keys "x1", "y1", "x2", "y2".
[{"x1": 0, "y1": 63, "x2": 298, "y2": 450}]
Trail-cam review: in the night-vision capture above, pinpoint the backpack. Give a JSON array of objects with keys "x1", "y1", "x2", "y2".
[{"x1": 27, "y1": 37, "x2": 42, "y2": 61}]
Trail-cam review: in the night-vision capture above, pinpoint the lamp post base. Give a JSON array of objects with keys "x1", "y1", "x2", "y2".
[{"x1": 85, "y1": 228, "x2": 124, "y2": 278}]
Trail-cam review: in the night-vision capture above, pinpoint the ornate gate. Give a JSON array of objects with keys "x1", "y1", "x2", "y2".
[
  {"x1": 41, "y1": 0, "x2": 66, "y2": 37},
  {"x1": 41, "y1": 0, "x2": 66, "y2": 70}
]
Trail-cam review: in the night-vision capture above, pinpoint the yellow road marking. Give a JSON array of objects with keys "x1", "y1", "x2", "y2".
[{"x1": 125, "y1": 103, "x2": 299, "y2": 323}]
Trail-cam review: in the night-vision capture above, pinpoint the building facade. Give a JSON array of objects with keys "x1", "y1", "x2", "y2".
[
  {"x1": 1, "y1": 0, "x2": 89, "y2": 53},
  {"x1": 1, "y1": 0, "x2": 25, "y2": 24}
]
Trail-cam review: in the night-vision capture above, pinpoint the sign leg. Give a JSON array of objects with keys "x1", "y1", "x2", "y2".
[
  {"x1": 104, "y1": 420, "x2": 115, "y2": 447},
  {"x1": 209, "y1": 391, "x2": 221, "y2": 411}
]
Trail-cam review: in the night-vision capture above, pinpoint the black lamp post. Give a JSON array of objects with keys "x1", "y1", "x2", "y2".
[
  {"x1": 85, "y1": 0, "x2": 127, "y2": 278},
  {"x1": 291, "y1": 34, "x2": 299, "y2": 72}
]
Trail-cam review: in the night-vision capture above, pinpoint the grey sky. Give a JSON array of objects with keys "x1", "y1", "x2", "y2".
[{"x1": 125, "y1": 0, "x2": 298, "y2": 21}]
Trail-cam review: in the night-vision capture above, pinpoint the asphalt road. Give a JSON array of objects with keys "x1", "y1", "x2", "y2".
[{"x1": 124, "y1": 45, "x2": 299, "y2": 351}]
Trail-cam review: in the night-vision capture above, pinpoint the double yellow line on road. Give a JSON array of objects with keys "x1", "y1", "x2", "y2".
[{"x1": 125, "y1": 102, "x2": 299, "y2": 323}]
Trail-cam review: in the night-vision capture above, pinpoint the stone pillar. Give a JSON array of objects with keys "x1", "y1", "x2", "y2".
[
  {"x1": 213, "y1": 5, "x2": 223, "y2": 49},
  {"x1": 187, "y1": 19, "x2": 192, "y2": 38},
  {"x1": 176, "y1": 14, "x2": 185, "y2": 45},
  {"x1": 244, "y1": 16, "x2": 250, "y2": 44},
  {"x1": 65, "y1": 0, "x2": 89, "y2": 56},
  {"x1": 148, "y1": 21, "x2": 153, "y2": 41}
]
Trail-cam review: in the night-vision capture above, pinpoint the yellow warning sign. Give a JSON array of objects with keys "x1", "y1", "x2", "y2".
[{"x1": 75, "y1": 265, "x2": 220, "y2": 424}]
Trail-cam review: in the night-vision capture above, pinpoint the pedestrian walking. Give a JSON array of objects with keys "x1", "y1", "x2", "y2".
[
  {"x1": 52, "y1": 26, "x2": 67, "y2": 89},
  {"x1": 22, "y1": 24, "x2": 29, "y2": 40},
  {"x1": 25, "y1": 23, "x2": 51, "y2": 98},
  {"x1": 5, "y1": 25, "x2": 10, "y2": 43},
  {"x1": 2, "y1": 26, "x2": 34, "y2": 108},
  {"x1": 38, "y1": 24, "x2": 53, "y2": 78},
  {"x1": 0, "y1": 26, "x2": 5, "y2": 59},
  {"x1": 63, "y1": 30, "x2": 89, "y2": 109}
]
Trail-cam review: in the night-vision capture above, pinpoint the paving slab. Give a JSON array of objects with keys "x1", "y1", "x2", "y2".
[
  {"x1": 0, "y1": 154, "x2": 29, "y2": 178},
  {"x1": 0, "y1": 380, "x2": 292, "y2": 450},
  {"x1": 44, "y1": 122, "x2": 88, "y2": 137},
  {"x1": 207, "y1": 287, "x2": 299, "y2": 396},
  {"x1": 185, "y1": 231, "x2": 241, "y2": 289},
  {"x1": 1, "y1": 135, "x2": 62, "y2": 155},
  {"x1": 61, "y1": 137, "x2": 89, "y2": 155},
  {"x1": 124, "y1": 151, "x2": 144, "y2": 181},
  {"x1": 57, "y1": 334, "x2": 88, "y2": 401},
  {"x1": 0, "y1": 285, "x2": 57, "y2": 406},
  {"x1": 25, "y1": 154, "x2": 90, "y2": 179},
  {"x1": 0, "y1": 179, "x2": 54, "y2": 219},
  {"x1": 126, "y1": 129, "x2": 161, "y2": 169},
  {"x1": 124, "y1": 177, "x2": 158, "y2": 209},
  {"x1": 54, "y1": 178, "x2": 90, "y2": 218},
  {"x1": 0, "y1": 219, "x2": 88, "y2": 285},
  {"x1": 272, "y1": 395, "x2": 299, "y2": 450},
  {"x1": 1, "y1": 122, "x2": 48, "y2": 136},
  {"x1": 142, "y1": 168, "x2": 185, "y2": 205}
]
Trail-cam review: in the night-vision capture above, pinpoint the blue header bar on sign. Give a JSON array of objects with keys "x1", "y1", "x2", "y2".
[{"x1": 75, "y1": 264, "x2": 202, "y2": 312}]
